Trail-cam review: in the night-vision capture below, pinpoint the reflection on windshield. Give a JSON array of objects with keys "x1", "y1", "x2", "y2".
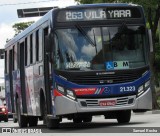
[
  {"x1": 55, "y1": 26, "x2": 147, "y2": 70},
  {"x1": 0, "y1": 99, "x2": 3, "y2": 106},
  {"x1": 103, "y1": 26, "x2": 147, "y2": 68}
]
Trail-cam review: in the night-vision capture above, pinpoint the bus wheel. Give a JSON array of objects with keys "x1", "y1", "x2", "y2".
[
  {"x1": 47, "y1": 118, "x2": 60, "y2": 129},
  {"x1": 4, "y1": 116, "x2": 8, "y2": 122},
  {"x1": 28, "y1": 116, "x2": 38, "y2": 127},
  {"x1": 41, "y1": 98, "x2": 47, "y2": 125},
  {"x1": 116, "y1": 110, "x2": 131, "y2": 124},
  {"x1": 13, "y1": 115, "x2": 18, "y2": 123},
  {"x1": 16, "y1": 98, "x2": 28, "y2": 127},
  {"x1": 73, "y1": 117, "x2": 82, "y2": 123},
  {"x1": 83, "y1": 116, "x2": 92, "y2": 123}
]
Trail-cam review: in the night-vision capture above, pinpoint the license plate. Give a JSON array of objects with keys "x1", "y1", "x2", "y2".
[{"x1": 99, "y1": 100, "x2": 116, "y2": 106}]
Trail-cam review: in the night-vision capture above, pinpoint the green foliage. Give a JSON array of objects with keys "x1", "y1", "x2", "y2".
[
  {"x1": 76, "y1": 0, "x2": 115, "y2": 4},
  {"x1": 12, "y1": 21, "x2": 34, "y2": 36},
  {"x1": 155, "y1": 42, "x2": 160, "y2": 67},
  {"x1": 76, "y1": 0, "x2": 159, "y2": 5}
]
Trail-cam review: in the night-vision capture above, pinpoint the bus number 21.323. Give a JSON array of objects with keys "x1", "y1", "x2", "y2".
[{"x1": 120, "y1": 86, "x2": 135, "y2": 92}]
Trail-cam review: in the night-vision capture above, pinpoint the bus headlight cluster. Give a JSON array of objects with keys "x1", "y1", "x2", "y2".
[
  {"x1": 56, "y1": 84, "x2": 76, "y2": 100},
  {"x1": 57, "y1": 85, "x2": 65, "y2": 94},
  {"x1": 66, "y1": 89, "x2": 76, "y2": 100},
  {"x1": 138, "y1": 80, "x2": 150, "y2": 97}
]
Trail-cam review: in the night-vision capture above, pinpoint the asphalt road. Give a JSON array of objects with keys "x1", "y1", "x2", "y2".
[{"x1": 0, "y1": 111, "x2": 160, "y2": 133}]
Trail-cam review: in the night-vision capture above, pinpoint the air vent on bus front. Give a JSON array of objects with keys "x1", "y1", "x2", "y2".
[{"x1": 69, "y1": 72, "x2": 141, "y2": 85}]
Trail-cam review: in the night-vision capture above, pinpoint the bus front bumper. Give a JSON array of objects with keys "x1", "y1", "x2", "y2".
[{"x1": 54, "y1": 87, "x2": 152, "y2": 116}]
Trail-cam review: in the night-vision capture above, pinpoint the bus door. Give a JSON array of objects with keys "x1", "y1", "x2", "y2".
[
  {"x1": 9, "y1": 49, "x2": 14, "y2": 113},
  {"x1": 43, "y1": 26, "x2": 52, "y2": 115},
  {"x1": 19, "y1": 42, "x2": 27, "y2": 113}
]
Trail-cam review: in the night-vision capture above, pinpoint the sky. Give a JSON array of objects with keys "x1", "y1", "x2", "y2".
[
  {"x1": 0, "y1": 0, "x2": 77, "y2": 78},
  {"x1": 0, "y1": 0, "x2": 77, "y2": 49}
]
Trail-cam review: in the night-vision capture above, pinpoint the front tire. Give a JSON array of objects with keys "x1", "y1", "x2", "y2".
[
  {"x1": 28, "y1": 116, "x2": 38, "y2": 127},
  {"x1": 83, "y1": 116, "x2": 92, "y2": 123},
  {"x1": 47, "y1": 118, "x2": 60, "y2": 129},
  {"x1": 4, "y1": 116, "x2": 8, "y2": 122},
  {"x1": 41, "y1": 96, "x2": 47, "y2": 125},
  {"x1": 73, "y1": 117, "x2": 82, "y2": 123},
  {"x1": 116, "y1": 110, "x2": 131, "y2": 123},
  {"x1": 13, "y1": 115, "x2": 18, "y2": 123},
  {"x1": 16, "y1": 98, "x2": 28, "y2": 127}
]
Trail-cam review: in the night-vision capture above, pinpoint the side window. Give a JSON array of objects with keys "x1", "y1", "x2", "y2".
[
  {"x1": 36, "y1": 30, "x2": 39, "y2": 62},
  {"x1": 12, "y1": 46, "x2": 15, "y2": 70},
  {"x1": 25, "y1": 38, "x2": 28, "y2": 66},
  {"x1": 43, "y1": 27, "x2": 49, "y2": 40},
  {"x1": 14, "y1": 44, "x2": 17, "y2": 70},
  {"x1": 27, "y1": 37, "x2": 30, "y2": 65},
  {"x1": 33, "y1": 32, "x2": 36, "y2": 63},
  {"x1": 5, "y1": 51, "x2": 8, "y2": 74},
  {"x1": 30, "y1": 34, "x2": 33, "y2": 64},
  {"x1": 17, "y1": 42, "x2": 20, "y2": 69},
  {"x1": 39, "y1": 29, "x2": 43, "y2": 61}
]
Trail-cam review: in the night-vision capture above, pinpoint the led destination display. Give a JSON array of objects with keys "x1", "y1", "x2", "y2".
[{"x1": 57, "y1": 7, "x2": 142, "y2": 22}]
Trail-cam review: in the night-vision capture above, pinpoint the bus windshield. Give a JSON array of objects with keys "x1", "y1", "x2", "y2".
[{"x1": 54, "y1": 25, "x2": 147, "y2": 71}]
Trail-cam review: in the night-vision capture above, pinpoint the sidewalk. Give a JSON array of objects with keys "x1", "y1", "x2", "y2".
[{"x1": 133, "y1": 110, "x2": 160, "y2": 115}]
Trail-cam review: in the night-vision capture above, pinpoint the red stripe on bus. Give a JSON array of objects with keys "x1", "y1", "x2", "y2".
[
  {"x1": 73, "y1": 88, "x2": 96, "y2": 95},
  {"x1": 53, "y1": 89, "x2": 63, "y2": 96}
]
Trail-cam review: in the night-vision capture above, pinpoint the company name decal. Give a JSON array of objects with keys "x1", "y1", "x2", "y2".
[
  {"x1": 65, "y1": 61, "x2": 91, "y2": 69},
  {"x1": 73, "y1": 87, "x2": 110, "y2": 95},
  {"x1": 74, "y1": 88, "x2": 96, "y2": 95}
]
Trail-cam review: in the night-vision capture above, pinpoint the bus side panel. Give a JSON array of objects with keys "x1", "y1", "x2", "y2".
[
  {"x1": 12, "y1": 70, "x2": 21, "y2": 113},
  {"x1": 5, "y1": 74, "x2": 12, "y2": 114},
  {"x1": 33, "y1": 62, "x2": 44, "y2": 116},
  {"x1": 25, "y1": 66, "x2": 36, "y2": 115}
]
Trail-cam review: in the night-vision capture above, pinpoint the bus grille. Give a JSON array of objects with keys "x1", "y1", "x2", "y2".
[
  {"x1": 69, "y1": 72, "x2": 140, "y2": 85},
  {"x1": 79, "y1": 96, "x2": 135, "y2": 107}
]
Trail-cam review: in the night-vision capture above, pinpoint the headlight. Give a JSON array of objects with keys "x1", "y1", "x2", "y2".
[
  {"x1": 57, "y1": 85, "x2": 65, "y2": 94},
  {"x1": 66, "y1": 89, "x2": 76, "y2": 100},
  {"x1": 145, "y1": 80, "x2": 150, "y2": 88},
  {"x1": 56, "y1": 84, "x2": 76, "y2": 100},
  {"x1": 138, "y1": 85, "x2": 144, "y2": 96},
  {"x1": 2, "y1": 108, "x2": 6, "y2": 112},
  {"x1": 137, "y1": 80, "x2": 150, "y2": 97}
]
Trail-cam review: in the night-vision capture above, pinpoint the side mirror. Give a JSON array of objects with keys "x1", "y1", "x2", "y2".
[
  {"x1": 45, "y1": 34, "x2": 54, "y2": 62},
  {"x1": 148, "y1": 29, "x2": 153, "y2": 52},
  {"x1": 45, "y1": 34, "x2": 53, "y2": 53}
]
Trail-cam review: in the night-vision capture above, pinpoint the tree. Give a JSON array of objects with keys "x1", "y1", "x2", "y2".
[
  {"x1": 12, "y1": 21, "x2": 34, "y2": 36},
  {"x1": 76, "y1": 0, "x2": 160, "y2": 109}
]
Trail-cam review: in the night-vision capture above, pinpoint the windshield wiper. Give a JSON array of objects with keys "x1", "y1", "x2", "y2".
[
  {"x1": 75, "y1": 24, "x2": 98, "y2": 54},
  {"x1": 66, "y1": 67, "x2": 91, "y2": 71}
]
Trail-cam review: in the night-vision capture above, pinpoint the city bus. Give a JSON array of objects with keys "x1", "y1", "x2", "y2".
[{"x1": 5, "y1": 3, "x2": 152, "y2": 128}]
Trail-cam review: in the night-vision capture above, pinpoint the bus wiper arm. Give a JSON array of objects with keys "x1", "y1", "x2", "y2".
[{"x1": 75, "y1": 24, "x2": 97, "y2": 53}]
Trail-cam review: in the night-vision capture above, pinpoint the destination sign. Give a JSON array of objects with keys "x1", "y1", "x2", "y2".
[{"x1": 57, "y1": 7, "x2": 141, "y2": 22}]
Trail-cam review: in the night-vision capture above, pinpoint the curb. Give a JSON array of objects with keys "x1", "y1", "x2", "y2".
[
  {"x1": 152, "y1": 110, "x2": 160, "y2": 114},
  {"x1": 133, "y1": 110, "x2": 160, "y2": 115}
]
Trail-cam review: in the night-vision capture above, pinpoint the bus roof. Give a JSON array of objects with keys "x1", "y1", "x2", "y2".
[{"x1": 65, "y1": 3, "x2": 140, "y2": 9}]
